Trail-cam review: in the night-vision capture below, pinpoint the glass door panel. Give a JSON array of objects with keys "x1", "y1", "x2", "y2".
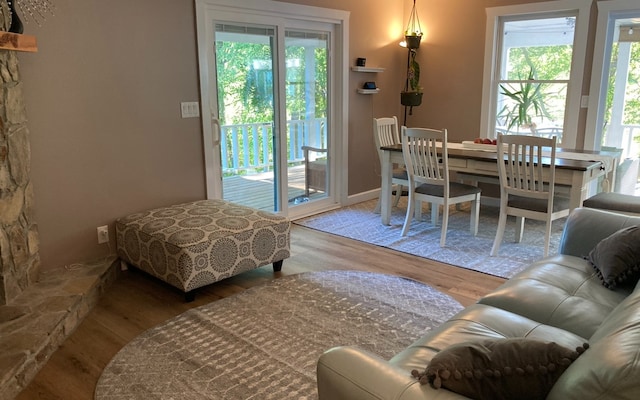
[
  {"x1": 284, "y1": 30, "x2": 330, "y2": 206},
  {"x1": 601, "y1": 20, "x2": 640, "y2": 156},
  {"x1": 215, "y1": 24, "x2": 278, "y2": 211},
  {"x1": 599, "y1": 16, "x2": 640, "y2": 194}
]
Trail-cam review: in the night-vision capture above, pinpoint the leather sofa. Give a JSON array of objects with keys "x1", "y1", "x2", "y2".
[{"x1": 317, "y1": 207, "x2": 640, "y2": 399}]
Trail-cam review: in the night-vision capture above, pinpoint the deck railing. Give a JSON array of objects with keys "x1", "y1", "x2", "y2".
[
  {"x1": 220, "y1": 118, "x2": 327, "y2": 174},
  {"x1": 615, "y1": 124, "x2": 640, "y2": 159},
  {"x1": 219, "y1": 121, "x2": 640, "y2": 174}
]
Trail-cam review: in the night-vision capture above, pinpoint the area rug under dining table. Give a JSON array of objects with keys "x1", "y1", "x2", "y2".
[
  {"x1": 294, "y1": 198, "x2": 566, "y2": 279},
  {"x1": 95, "y1": 270, "x2": 463, "y2": 400}
]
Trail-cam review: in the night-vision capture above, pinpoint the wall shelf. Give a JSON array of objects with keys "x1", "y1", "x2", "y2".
[
  {"x1": 357, "y1": 88, "x2": 380, "y2": 94},
  {"x1": 351, "y1": 66, "x2": 385, "y2": 73},
  {"x1": 0, "y1": 31, "x2": 38, "y2": 53}
]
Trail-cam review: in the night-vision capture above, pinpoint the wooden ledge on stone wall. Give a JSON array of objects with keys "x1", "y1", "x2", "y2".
[{"x1": 0, "y1": 31, "x2": 37, "y2": 53}]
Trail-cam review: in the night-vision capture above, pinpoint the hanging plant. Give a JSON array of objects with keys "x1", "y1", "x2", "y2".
[
  {"x1": 400, "y1": 0, "x2": 423, "y2": 114},
  {"x1": 401, "y1": 48, "x2": 422, "y2": 108}
]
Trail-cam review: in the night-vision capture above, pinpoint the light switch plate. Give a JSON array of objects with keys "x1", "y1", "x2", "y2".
[
  {"x1": 181, "y1": 102, "x2": 200, "y2": 118},
  {"x1": 580, "y1": 95, "x2": 589, "y2": 108}
]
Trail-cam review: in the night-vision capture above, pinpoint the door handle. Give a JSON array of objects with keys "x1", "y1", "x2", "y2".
[{"x1": 211, "y1": 117, "x2": 221, "y2": 146}]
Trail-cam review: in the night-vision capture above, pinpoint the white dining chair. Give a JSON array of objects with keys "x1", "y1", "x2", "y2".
[
  {"x1": 490, "y1": 133, "x2": 570, "y2": 257},
  {"x1": 401, "y1": 126, "x2": 481, "y2": 247},
  {"x1": 373, "y1": 116, "x2": 409, "y2": 213}
]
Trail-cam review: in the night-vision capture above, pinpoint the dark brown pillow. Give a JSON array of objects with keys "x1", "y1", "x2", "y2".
[
  {"x1": 412, "y1": 339, "x2": 588, "y2": 400},
  {"x1": 587, "y1": 225, "x2": 640, "y2": 289}
]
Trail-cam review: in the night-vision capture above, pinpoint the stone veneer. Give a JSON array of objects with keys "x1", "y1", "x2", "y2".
[
  {"x1": 0, "y1": 12, "x2": 40, "y2": 305},
  {"x1": 0, "y1": 257, "x2": 119, "y2": 400}
]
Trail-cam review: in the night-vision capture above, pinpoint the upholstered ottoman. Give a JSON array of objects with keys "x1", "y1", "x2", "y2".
[
  {"x1": 116, "y1": 200, "x2": 290, "y2": 300},
  {"x1": 583, "y1": 192, "x2": 640, "y2": 215}
]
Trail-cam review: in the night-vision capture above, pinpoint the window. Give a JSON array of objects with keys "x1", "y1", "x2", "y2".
[{"x1": 480, "y1": 0, "x2": 591, "y2": 149}]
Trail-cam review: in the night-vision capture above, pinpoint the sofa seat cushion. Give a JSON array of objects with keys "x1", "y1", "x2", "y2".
[
  {"x1": 478, "y1": 255, "x2": 630, "y2": 339},
  {"x1": 390, "y1": 304, "x2": 587, "y2": 374},
  {"x1": 547, "y1": 283, "x2": 640, "y2": 399}
]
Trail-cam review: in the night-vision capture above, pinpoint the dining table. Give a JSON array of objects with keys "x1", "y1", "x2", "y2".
[{"x1": 378, "y1": 142, "x2": 619, "y2": 225}]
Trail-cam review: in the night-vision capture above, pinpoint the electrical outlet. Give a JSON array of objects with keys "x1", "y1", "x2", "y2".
[{"x1": 97, "y1": 225, "x2": 109, "y2": 244}]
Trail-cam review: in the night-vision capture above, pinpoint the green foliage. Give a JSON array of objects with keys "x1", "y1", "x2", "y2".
[
  {"x1": 499, "y1": 68, "x2": 551, "y2": 131},
  {"x1": 216, "y1": 40, "x2": 274, "y2": 126},
  {"x1": 215, "y1": 35, "x2": 328, "y2": 173},
  {"x1": 407, "y1": 49, "x2": 421, "y2": 92},
  {"x1": 604, "y1": 42, "x2": 640, "y2": 130},
  {"x1": 624, "y1": 42, "x2": 640, "y2": 124},
  {"x1": 507, "y1": 46, "x2": 572, "y2": 80}
]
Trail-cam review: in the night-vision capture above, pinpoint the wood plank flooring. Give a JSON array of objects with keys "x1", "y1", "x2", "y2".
[
  {"x1": 222, "y1": 165, "x2": 327, "y2": 211},
  {"x1": 16, "y1": 225, "x2": 505, "y2": 400}
]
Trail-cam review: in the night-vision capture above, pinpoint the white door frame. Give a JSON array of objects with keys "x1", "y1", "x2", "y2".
[
  {"x1": 585, "y1": 0, "x2": 640, "y2": 151},
  {"x1": 195, "y1": 0, "x2": 350, "y2": 217}
]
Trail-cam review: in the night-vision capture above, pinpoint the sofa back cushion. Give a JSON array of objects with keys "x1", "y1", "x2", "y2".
[
  {"x1": 559, "y1": 208, "x2": 640, "y2": 258},
  {"x1": 547, "y1": 282, "x2": 640, "y2": 399},
  {"x1": 478, "y1": 256, "x2": 628, "y2": 339}
]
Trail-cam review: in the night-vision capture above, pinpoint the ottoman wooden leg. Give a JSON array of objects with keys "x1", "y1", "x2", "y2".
[
  {"x1": 273, "y1": 260, "x2": 283, "y2": 272},
  {"x1": 185, "y1": 290, "x2": 196, "y2": 303}
]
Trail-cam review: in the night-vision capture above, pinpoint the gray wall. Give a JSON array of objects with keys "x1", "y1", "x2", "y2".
[
  {"x1": 18, "y1": 0, "x2": 600, "y2": 271},
  {"x1": 20, "y1": 0, "x2": 206, "y2": 270}
]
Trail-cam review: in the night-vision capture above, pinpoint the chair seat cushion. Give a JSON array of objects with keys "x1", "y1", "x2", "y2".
[
  {"x1": 392, "y1": 168, "x2": 408, "y2": 180},
  {"x1": 416, "y1": 182, "x2": 481, "y2": 198},
  {"x1": 509, "y1": 194, "x2": 569, "y2": 213}
]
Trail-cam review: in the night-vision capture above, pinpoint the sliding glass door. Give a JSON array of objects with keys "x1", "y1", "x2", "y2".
[
  {"x1": 196, "y1": 1, "x2": 345, "y2": 217},
  {"x1": 586, "y1": 1, "x2": 640, "y2": 194}
]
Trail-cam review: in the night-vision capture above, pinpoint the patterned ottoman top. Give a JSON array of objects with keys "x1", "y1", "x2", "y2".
[{"x1": 116, "y1": 200, "x2": 290, "y2": 247}]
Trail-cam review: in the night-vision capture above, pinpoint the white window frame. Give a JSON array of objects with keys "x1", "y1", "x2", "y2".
[{"x1": 479, "y1": 0, "x2": 591, "y2": 149}]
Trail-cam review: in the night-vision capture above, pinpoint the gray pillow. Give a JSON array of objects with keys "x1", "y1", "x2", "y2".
[
  {"x1": 412, "y1": 339, "x2": 588, "y2": 400},
  {"x1": 587, "y1": 225, "x2": 640, "y2": 289}
]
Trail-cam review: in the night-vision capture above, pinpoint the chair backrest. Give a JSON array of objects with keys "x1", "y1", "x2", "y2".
[
  {"x1": 496, "y1": 133, "x2": 557, "y2": 202},
  {"x1": 401, "y1": 126, "x2": 449, "y2": 191},
  {"x1": 373, "y1": 116, "x2": 400, "y2": 153}
]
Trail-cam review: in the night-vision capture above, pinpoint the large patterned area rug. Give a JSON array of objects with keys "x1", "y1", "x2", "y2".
[
  {"x1": 294, "y1": 199, "x2": 566, "y2": 279},
  {"x1": 95, "y1": 271, "x2": 463, "y2": 400}
]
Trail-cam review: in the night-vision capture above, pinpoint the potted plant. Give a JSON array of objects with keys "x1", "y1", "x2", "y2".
[
  {"x1": 400, "y1": 0, "x2": 423, "y2": 114},
  {"x1": 498, "y1": 68, "x2": 551, "y2": 134},
  {"x1": 401, "y1": 48, "x2": 422, "y2": 108}
]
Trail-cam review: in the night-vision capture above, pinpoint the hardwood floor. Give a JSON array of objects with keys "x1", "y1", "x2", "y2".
[{"x1": 16, "y1": 225, "x2": 505, "y2": 400}]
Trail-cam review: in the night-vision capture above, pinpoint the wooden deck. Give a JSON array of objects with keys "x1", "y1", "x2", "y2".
[{"x1": 223, "y1": 164, "x2": 326, "y2": 211}]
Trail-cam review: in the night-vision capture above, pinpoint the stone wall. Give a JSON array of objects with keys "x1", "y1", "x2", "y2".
[{"x1": 0, "y1": 9, "x2": 40, "y2": 305}]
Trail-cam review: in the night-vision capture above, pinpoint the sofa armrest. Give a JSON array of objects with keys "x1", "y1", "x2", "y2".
[
  {"x1": 559, "y1": 207, "x2": 640, "y2": 257},
  {"x1": 317, "y1": 346, "x2": 469, "y2": 400}
]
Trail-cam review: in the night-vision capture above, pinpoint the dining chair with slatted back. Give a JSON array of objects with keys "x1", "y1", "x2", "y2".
[
  {"x1": 373, "y1": 116, "x2": 408, "y2": 212},
  {"x1": 490, "y1": 133, "x2": 570, "y2": 257},
  {"x1": 401, "y1": 126, "x2": 481, "y2": 247}
]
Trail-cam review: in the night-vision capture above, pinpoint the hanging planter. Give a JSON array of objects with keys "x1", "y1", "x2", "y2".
[
  {"x1": 401, "y1": 91, "x2": 423, "y2": 107},
  {"x1": 400, "y1": 0, "x2": 423, "y2": 122},
  {"x1": 404, "y1": 34, "x2": 422, "y2": 50}
]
